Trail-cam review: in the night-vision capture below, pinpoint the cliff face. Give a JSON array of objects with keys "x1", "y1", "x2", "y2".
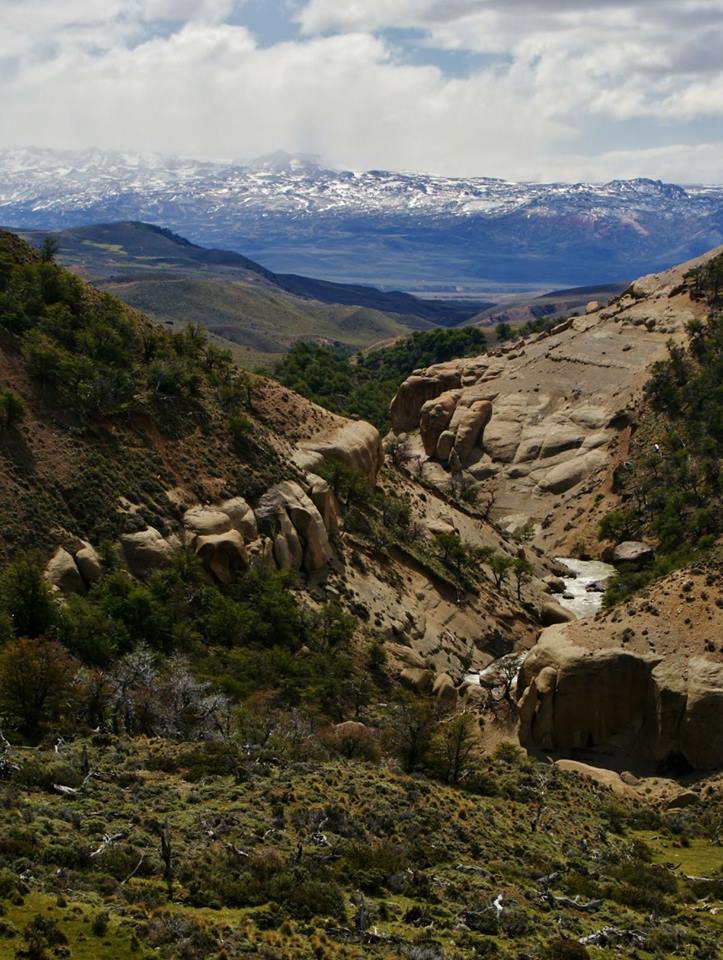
[{"x1": 388, "y1": 249, "x2": 720, "y2": 555}]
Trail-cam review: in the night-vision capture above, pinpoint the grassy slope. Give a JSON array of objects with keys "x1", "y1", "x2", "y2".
[
  {"x1": 101, "y1": 276, "x2": 432, "y2": 370},
  {"x1": 1, "y1": 737, "x2": 720, "y2": 960}
]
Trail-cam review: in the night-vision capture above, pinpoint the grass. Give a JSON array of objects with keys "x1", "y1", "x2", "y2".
[{"x1": 0, "y1": 737, "x2": 720, "y2": 959}]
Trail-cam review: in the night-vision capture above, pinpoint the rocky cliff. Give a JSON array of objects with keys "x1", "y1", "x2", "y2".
[{"x1": 388, "y1": 249, "x2": 720, "y2": 554}]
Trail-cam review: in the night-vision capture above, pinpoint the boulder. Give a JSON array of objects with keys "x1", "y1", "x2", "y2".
[
  {"x1": 183, "y1": 506, "x2": 232, "y2": 538},
  {"x1": 307, "y1": 474, "x2": 340, "y2": 538},
  {"x1": 46, "y1": 547, "x2": 85, "y2": 595},
  {"x1": 540, "y1": 601, "x2": 576, "y2": 626},
  {"x1": 536, "y1": 449, "x2": 607, "y2": 494},
  {"x1": 449, "y1": 399, "x2": 493, "y2": 463},
  {"x1": 555, "y1": 760, "x2": 638, "y2": 799},
  {"x1": 519, "y1": 622, "x2": 723, "y2": 770},
  {"x1": 257, "y1": 481, "x2": 332, "y2": 573},
  {"x1": 665, "y1": 790, "x2": 698, "y2": 810},
  {"x1": 612, "y1": 541, "x2": 655, "y2": 565},
  {"x1": 75, "y1": 542, "x2": 102, "y2": 586},
  {"x1": 544, "y1": 576, "x2": 566, "y2": 594},
  {"x1": 220, "y1": 497, "x2": 258, "y2": 541},
  {"x1": 390, "y1": 368, "x2": 462, "y2": 432},
  {"x1": 419, "y1": 390, "x2": 460, "y2": 456},
  {"x1": 302, "y1": 421, "x2": 383, "y2": 484},
  {"x1": 680, "y1": 658, "x2": 723, "y2": 769},
  {"x1": 121, "y1": 527, "x2": 175, "y2": 578},
  {"x1": 519, "y1": 627, "x2": 655, "y2": 753},
  {"x1": 432, "y1": 672, "x2": 458, "y2": 707},
  {"x1": 246, "y1": 536, "x2": 276, "y2": 573},
  {"x1": 400, "y1": 667, "x2": 436, "y2": 695},
  {"x1": 435, "y1": 430, "x2": 456, "y2": 461},
  {"x1": 386, "y1": 643, "x2": 428, "y2": 670},
  {"x1": 194, "y1": 529, "x2": 248, "y2": 584},
  {"x1": 585, "y1": 300, "x2": 601, "y2": 314}
]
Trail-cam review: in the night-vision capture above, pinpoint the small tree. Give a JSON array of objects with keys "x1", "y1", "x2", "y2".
[
  {"x1": 489, "y1": 553, "x2": 514, "y2": 591},
  {"x1": 0, "y1": 638, "x2": 79, "y2": 740},
  {"x1": 389, "y1": 694, "x2": 437, "y2": 773},
  {"x1": 40, "y1": 235, "x2": 59, "y2": 263},
  {"x1": 511, "y1": 557, "x2": 534, "y2": 601},
  {"x1": 0, "y1": 554, "x2": 56, "y2": 638},
  {"x1": 0, "y1": 390, "x2": 25, "y2": 431},
  {"x1": 430, "y1": 712, "x2": 480, "y2": 785}
]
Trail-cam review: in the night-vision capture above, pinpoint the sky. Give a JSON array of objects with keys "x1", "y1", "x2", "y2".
[{"x1": 1, "y1": 0, "x2": 723, "y2": 182}]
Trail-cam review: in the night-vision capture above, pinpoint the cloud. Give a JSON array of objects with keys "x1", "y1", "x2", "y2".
[{"x1": 1, "y1": 0, "x2": 722, "y2": 181}]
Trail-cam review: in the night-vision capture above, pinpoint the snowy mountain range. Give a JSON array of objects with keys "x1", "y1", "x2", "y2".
[{"x1": 2, "y1": 147, "x2": 723, "y2": 291}]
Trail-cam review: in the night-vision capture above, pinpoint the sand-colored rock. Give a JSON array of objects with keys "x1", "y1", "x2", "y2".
[
  {"x1": 45, "y1": 547, "x2": 85, "y2": 594},
  {"x1": 221, "y1": 497, "x2": 258, "y2": 541},
  {"x1": 555, "y1": 760, "x2": 638, "y2": 798},
  {"x1": 419, "y1": 390, "x2": 460, "y2": 456},
  {"x1": 612, "y1": 541, "x2": 655, "y2": 565},
  {"x1": 307, "y1": 474, "x2": 340, "y2": 538},
  {"x1": 121, "y1": 527, "x2": 175, "y2": 577},
  {"x1": 194, "y1": 529, "x2": 248, "y2": 584},
  {"x1": 519, "y1": 614, "x2": 723, "y2": 770},
  {"x1": 257, "y1": 481, "x2": 332, "y2": 573},
  {"x1": 75, "y1": 542, "x2": 102, "y2": 586},
  {"x1": 432, "y1": 672, "x2": 458, "y2": 707},
  {"x1": 301, "y1": 420, "x2": 383, "y2": 484},
  {"x1": 390, "y1": 368, "x2": 462, "y2": 432},
  {"x1": 183, "y1": 505, "x2": 232, "y2": 538},
  {"x1": 400, "y1": 667, "x2": 435, "y2": 695},
  {"x1": 540, "y1": 601, "x2": 576, "y2": 626}
]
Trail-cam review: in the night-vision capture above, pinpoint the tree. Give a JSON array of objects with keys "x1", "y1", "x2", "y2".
[
  {"x1": 389, "y1": 694, "x2": 437, "y2": 773},
  {"x1": 511, "y1": 557, "x2": 534, "y2": 601},
  {"x1": 429, "y1": 712, "x2": 480, "y2": 785},
  {"x1": 495, "y1": 320, "x2": 512, "y2": 341},
  {"x1": 0, "y1": 554, "x2": 56, "y2": 638},
  {"x1": 0, "y1": 390, "x2": 25, "y2": 431},
  {"x1": 40, "y1": 235, "x2": 59, "y2": 263},
  {"x1": 489, "y1": 553, "x2": 514, "y2": 591},
  {"x1": 0, "y1": 638, "x2": 79, "y2": 740}
]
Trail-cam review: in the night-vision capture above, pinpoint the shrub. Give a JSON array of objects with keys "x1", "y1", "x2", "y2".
[
  {"x1": 0, "y1": 637, "x2": 79, "y2": 740},
  {"x1": 0, "y1": 390, "x2": 25, "y2": 431},
  {"x1": 545, "y1": 938, "x2": 590, "y2": 960}
]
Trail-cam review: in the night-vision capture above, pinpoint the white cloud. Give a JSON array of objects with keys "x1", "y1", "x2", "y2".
[{"x1": 1, "y1": 0, "x2": 722, "y2": 181}]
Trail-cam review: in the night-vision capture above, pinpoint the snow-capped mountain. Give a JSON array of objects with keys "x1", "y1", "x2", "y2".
[{"x1": 2, "y1": 147, "x2": 722, "y2": 290}]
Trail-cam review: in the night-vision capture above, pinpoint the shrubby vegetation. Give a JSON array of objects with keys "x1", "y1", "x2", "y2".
[
  {"x1": 0, "y1": 236, "x2": 251, "y2": 423},
  {"x1": 275, "y1": 327, "x2": 487, "y2": 431},
  {"x1": 601, "y1": 255, "x2": 723, "y2": 604}
]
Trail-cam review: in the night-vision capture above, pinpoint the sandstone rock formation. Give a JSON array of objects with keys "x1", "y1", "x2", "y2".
[
  {"x1": 45, "y1": 547, "x2": 86, "y2": 595},
  {"x1": 518, "y1": 597, "x2": 723, "y2": 771},
  {"x1": 256, "y1": 481, "x2": 333, "y2": 573},
  {"x1": 387, "y1": 255, "x2": 711, "y2": 555}
]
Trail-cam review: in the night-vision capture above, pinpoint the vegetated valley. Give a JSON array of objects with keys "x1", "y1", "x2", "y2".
[{"x1": 0, "y1": 228, "x2": 722, "y2": 960}]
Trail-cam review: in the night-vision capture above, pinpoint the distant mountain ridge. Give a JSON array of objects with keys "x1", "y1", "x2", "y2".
[{"x1": 2, "y1": 146, "x2": 723, "y2": 289}]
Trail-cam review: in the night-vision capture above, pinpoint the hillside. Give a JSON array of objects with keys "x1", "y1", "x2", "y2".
[
  {"x1": 0, "y1": 230, "x2": 721, "y2": 959},
  {"x1": 7, "y1": 222, "x2": 488, "y2": 369},
  {"x1": 2, "y1": 148, "x2": 723, "y2": 290}
]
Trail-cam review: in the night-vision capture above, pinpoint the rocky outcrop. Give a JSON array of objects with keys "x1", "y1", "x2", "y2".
[
  {"x1": 300, "y1": 420, "x2": 383, "y2": 484},
  {"x1": 518, "y1": 625, "x2": 723, "y2": 770},
  {"x1": 387, "y1": 262, "x2": 710, "y2": 552},
  {"x1": 256, "y1": 481, "x2": 333, "y2": 573},
  {"x1": 390, "y1": 366, "x2": 462, "y2": 433},
  {"x1": 45, "y1": 547, "x2": 86, "y2": 595},
  {"x1": 612, "y1": 541, "x2": 655, "y2": 565},
  {"x1": 121, "y1": 527, "x2": 175, "y2": 578},
  {"x1": 75, "y1": 542, "x2": 102, "y2": 585},
  {"x1": 194, "y1": 530, "x2": 248, "y2": 585}
]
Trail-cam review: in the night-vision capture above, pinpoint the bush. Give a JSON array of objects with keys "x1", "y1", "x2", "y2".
[
  {"x1": 0, "y1": 637, "x2": 79, "y2": 740},
  {"x1": 545, "y1": 938, "x2": 589, "y2": 960},
  {"x1": 0, "y1": 390, "x2": 25, "y2": 431}
]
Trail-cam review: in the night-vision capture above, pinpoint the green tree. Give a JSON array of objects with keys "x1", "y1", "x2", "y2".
[
  {"x1": 489, "y1": 553, "x2": 514, "y2": 590},
  {"x1": 0, "y1": 555, "x2": 56, "y2": 638},
  {"x1": 0, "y1": 390, "x2": 25, "y2": 431},
  {"x1": 511, "y1": 557, "x2": 534, "y2": 601},
  {"x1": 0, "y1": 637, "x2": 79, "y2": 739}
]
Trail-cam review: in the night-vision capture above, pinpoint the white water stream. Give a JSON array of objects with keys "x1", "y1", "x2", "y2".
[
  {"x1": 464, "y1": 557, "x2": 615, "y2": 686},
  {"x1": 553, "y1": 556, "x2": 616, "y2": 619}
]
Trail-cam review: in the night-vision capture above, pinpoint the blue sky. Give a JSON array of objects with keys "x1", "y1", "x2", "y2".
[{"x1": 1, "y1": 0, "x2": 723, "y2": 182}]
